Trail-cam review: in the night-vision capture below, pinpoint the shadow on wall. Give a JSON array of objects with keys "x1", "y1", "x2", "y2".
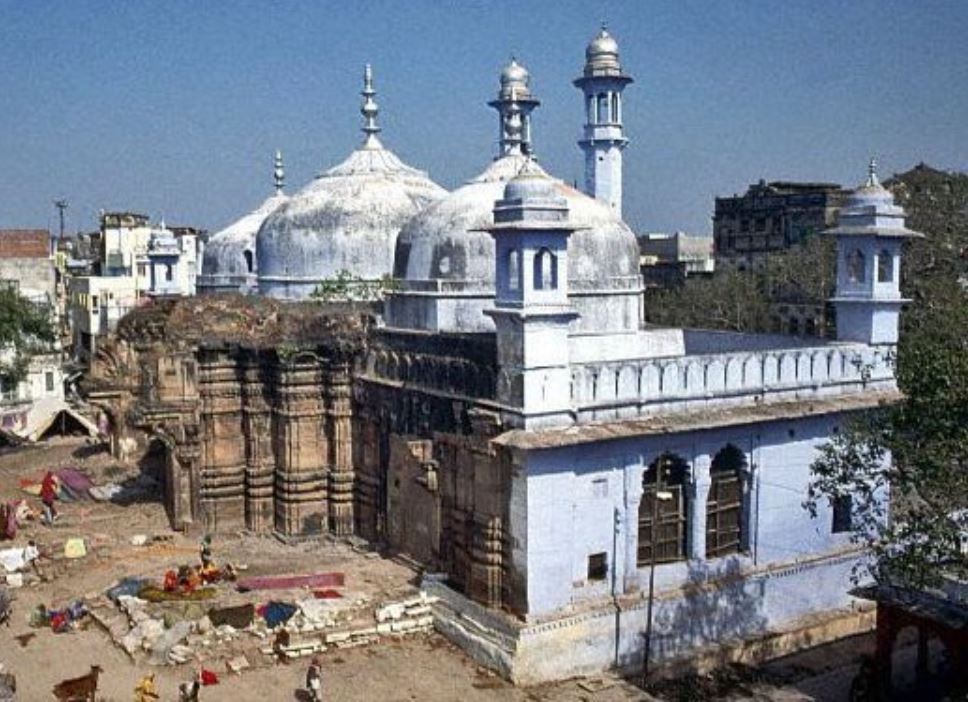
[
  {"x1": 650, "y1": 558, "x2": 769, "y2": 665},
  {"x1": 110, "y1": 437, "x2": 167, "y2": 507}
]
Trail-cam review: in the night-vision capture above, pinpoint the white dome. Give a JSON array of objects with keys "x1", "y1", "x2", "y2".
[
  {"x1": 256, "y1": 143, "x2": 446, "y2": 300},
  {"x1": 394, "y1": 154, "x2": 640, "y2": 287},
  {"x1": 199, "y1": 191, "x2": 288, "y2": 294}
]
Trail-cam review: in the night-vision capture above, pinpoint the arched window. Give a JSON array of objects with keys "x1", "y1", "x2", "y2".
[
  {"x1": 507, "y1": 248, "x2": 520, "y2": 291},
  {"x1": 847, "y1": 249, "x2": 866, "y2": 283},
  {"x1": 597, "y1": 93, "x2": 609, "y2": 123},
  {"x1": 877, "y1": 249, "x2": 893, "y2": 283},
  {"x1": 706, "y1": 445, "x2": 747, "y2": 558},
  {"x1": 243, "y1": 249, "x2": 254, "y2": 274},
  {"x1": 637, "y1": 453, "x2": 689, "y2": 566},
  {"x1": 787, "y1": 317, "x2": 800, "y2": 336},
  {"x1": 533, "y1": 248, "x2": 557, "y2": 290}
]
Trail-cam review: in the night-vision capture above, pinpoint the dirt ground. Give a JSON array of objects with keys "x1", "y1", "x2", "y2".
[{"x1": 0, "y1": 438, "x2": 648, "y2": 701}]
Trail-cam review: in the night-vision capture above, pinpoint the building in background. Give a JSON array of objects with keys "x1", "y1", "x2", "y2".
[
  {"x1": 714, "y1": 180, "x2": 848, "y2": 269},
  {"x1": 638, "y1": 231, "x2": 714, "y2": 289},
  {"x1": 68, "y1": 214, "x2": 202, "y2": 361},
  {"x1": 0, "y1": 229, "x2": 71, "y2": 439}
]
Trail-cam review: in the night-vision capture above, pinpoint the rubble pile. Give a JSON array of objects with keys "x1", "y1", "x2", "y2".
[{"x1": 87, "y1": 578, "x2": 437, "y2": 668}]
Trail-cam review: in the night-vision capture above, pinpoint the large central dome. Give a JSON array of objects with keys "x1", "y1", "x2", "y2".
[{"x1": 256, "y1": 66, "x2": 446, "y2": 300}]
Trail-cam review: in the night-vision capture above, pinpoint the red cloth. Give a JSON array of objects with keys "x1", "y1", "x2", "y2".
[
  {"x1": 200, "y1": 669, "x2": 218, "y2": 686},
  {"x1": 313, "y1": 589, "x2": 343, "y2": 599},
  {"x1": 40, "y1": 473, "x2": 57, "y2": 504}
]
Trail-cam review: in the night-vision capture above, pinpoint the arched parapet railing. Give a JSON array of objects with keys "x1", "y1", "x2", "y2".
[
  {"x1": 568, "y1": 338, "x2": 897, "y2": 418},
  {"x1": 704, "y1": 359, "x2": 726, "y2": 394}
]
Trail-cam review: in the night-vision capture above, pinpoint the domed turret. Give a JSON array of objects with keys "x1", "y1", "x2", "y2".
[
  {"x1": 256, "y1": 65, "x2": 446, "y2": 300},
  {"x1": 198, "y1": 151, "x2": 289, "y2": 295}
]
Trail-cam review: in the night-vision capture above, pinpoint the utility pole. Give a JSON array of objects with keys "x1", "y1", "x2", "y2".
[
  {"x1": 53, "y1": 199, "x2": 68, "y2": 239},
  {"x1": 643, "y1": 457, "x2": 674, "y2": 686}
]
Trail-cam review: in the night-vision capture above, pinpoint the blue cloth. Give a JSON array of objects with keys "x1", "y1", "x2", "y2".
[{"x1": 262, "y1": 600, "x2": 297, "y2": 628}]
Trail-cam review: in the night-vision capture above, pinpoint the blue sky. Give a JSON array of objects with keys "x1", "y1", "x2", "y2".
[{"x1": 1, "y1": 0, "x2": 966, "y2": 237}]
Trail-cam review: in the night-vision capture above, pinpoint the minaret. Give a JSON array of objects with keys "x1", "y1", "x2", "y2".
[
  {"x1": 273, "y1": 150, "x2": 285, "y2": 195},
  {"x1": 489, "y1": 58, "x2": 541, "y2": 158},
  {"x1": 574, "y1": 25, "x2": 633, "y2": 216},
  {"x1": 361, "y1": 63, "x2": 382, "y2": 149},
  {"x1": 484, "y1": 164, "x2": 580, "y2": 429},
  {"x1": 827, "y1": 158, "x2": 923, "y2": 345}
]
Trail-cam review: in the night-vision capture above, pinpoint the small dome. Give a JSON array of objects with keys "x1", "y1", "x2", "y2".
[
  {"x1": 199, "y1": 191, "x2": 287, "y2": 293},
  {"x1": 498, "y1": 58, "x2": 533, "y2": 101},
  {"x1": 846, "y1": 158, "x2": 894, "y2": 209},
  {"x1": 583, "y1": 27, "x2": 623, "y2": 75},
  {"x1": 502, "y1": 171, "x2": 557, "y2": 203},
  {"x1": 501, "y1": 58, "x2": 529, "y2": 86}
]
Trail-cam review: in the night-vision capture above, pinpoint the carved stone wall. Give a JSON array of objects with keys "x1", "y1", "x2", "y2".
[{"x1": 85, "y1": 298, "x2": 519, "y2": 612}]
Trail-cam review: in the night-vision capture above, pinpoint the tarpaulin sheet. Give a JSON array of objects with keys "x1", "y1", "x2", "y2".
[
  {"x1": 236, "y1": 572, "x2": 344, "y2": 592},
  {"x1": 208, "y1": 603, "x2": 255, "y2": 629}
]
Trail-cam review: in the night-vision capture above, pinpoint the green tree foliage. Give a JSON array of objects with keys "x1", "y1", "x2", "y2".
[
  {"x1": 310, "y1": 270, "x2": 399, "y2": 303},
  {"x1": 0, "y1": 285, "x2": 56, "y2": 384},
  {"x1": 646, "y1": 235, "x2": 835, "y2": 333},
  {"x1": 806, "y1": 165, "x2": 968, "y2": 587}
]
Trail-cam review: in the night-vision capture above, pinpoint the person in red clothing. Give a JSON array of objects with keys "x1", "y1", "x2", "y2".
[{"x1": 40, "y1": 472, "x2": 59, "y2": 525}]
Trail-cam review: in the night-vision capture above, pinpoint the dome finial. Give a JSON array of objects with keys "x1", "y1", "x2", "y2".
[
  {"x1": 361, "y1": 63, "x2": 382, "y2": 149},
  {"x1": 866, "y1": 156, "x2": 879, "y2": 188},
  {"x1": 274, "y1": 150, "x2": 285, "y2": 195}
]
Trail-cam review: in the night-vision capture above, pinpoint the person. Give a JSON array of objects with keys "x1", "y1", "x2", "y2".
[
  {"x1": 306, "y1": 656, "x2": 322, "y2": 701},
  {"x1": 272, "y1": 627, "x2": 291, "y2": 665},
  {"x1": 178, "y1": 670, "x2": 201, "y2": 702},
  {"x1": 134, "y1": 672, "x2": 160, "y2": 701},
  {"x1": 199, "y1": 535, "x2": 213, "y2": 568},
  {"x1": 40, "y1": 472, "x2": 59, "y2": 525}
]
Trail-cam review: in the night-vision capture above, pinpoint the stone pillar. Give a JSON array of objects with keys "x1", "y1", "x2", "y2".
[
  {"x1": 197, "y1": 351, "x2": 246, "y2": 532},
  {"x1": 468, "y1": 515, "x2": 504, "y2": 607},
  {"x1": 326, "y1": 360, "x2": 355, "y2": 536},
  {"x1": 241, "y1": 352, "x2": 275, "y2": 533},
  {"x1": 273, "y1": 358, "x2": 328, "y2": 536},
  {"x1": 690, "y1": 454, "x2": 711, "y2": 561}
]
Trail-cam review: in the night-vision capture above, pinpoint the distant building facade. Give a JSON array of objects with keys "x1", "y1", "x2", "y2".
[
  {"x1": 638, "y1": 231, "x2": 714, "y2": 289},
  {"x1": 714, "y1": 180, "x2": 848, "y2": 268},
  {"x1": 69, "y1": 213, "x2": 201, "y2": 361},
  {"x1": 0, "y1": 229, "x2": 65, "y2": 437}
]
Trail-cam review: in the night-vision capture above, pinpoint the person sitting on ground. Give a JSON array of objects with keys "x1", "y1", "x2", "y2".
[
  {"x1": 40, "y1": 472, "x2": 59, "y2": 525},
  {"x1": 272, "y1": 628, "x2": 291, "y2": 665}
]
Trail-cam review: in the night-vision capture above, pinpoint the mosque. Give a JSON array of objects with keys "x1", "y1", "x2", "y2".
[{"x1": 102, "y1": 27, "x2": 918, "y2": 683}]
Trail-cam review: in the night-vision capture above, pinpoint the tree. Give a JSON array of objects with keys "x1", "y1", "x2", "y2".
[
  {"x1": 0, "y1": 285, "x2": 56, "y2": 385},
  {"x1": 645, "y1": 236, "x2": 834, "y2": 334}
]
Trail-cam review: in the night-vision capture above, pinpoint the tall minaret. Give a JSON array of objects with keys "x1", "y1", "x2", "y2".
[
  {"x1": 489, "y1": 58, "x2": 541, "y2": 158},
  {"x1": 574, "y1": 25, "x2": 633, "y2": 216},
  {"x1": 827, "y1": 158, "x2": 923, "y2": 345},
  {"x1": 361, "y1": 63, "x2": 382, "y2": 149}
]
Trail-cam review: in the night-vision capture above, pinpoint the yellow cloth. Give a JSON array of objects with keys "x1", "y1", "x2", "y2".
[
  {"x1": 64, "y1": 538, "x2": 87, "y2": 559},
  {"x1": 134, "y1": 675, "x2": 159, "y2": 701}
]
